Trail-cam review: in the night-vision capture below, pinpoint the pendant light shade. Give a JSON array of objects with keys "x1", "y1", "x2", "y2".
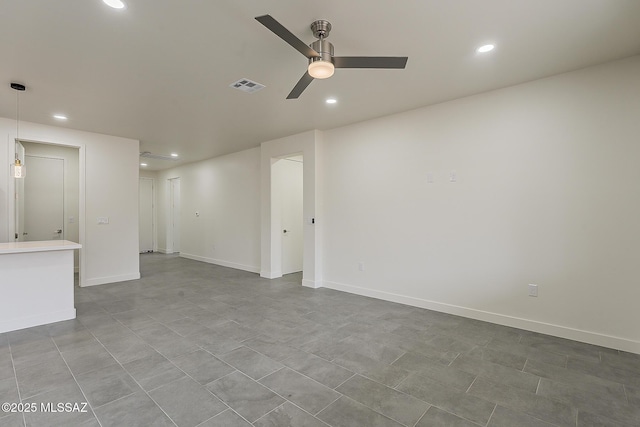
[{"x1": 11, "y1": 159, "x2": 25, "y2": 178}]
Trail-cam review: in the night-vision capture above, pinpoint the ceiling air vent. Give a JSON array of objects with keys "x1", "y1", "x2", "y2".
[
  {"x1": 229, "y1": 78, "x2": 265, "y2": 93},
  {"x1": 140, "y1": 152, "x2": 179, "y2": 161}
]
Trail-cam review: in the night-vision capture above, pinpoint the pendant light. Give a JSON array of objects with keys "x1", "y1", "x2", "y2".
[{"x1": 10, "y1": 83, "x2": 26, "y2": 179}]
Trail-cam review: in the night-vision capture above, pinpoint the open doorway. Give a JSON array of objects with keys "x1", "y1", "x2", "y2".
[
  {"x1": 139, "y1": 177, "x2": 155, "y2": 253},
  {"x1": 273, "y1": 155, "x2": 304, "y2": 275},
  {"x1": 167, "y1": 177, "x2": 181, "y2": 253}
]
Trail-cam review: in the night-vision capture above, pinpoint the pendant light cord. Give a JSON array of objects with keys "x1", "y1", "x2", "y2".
[{"x1": 15, "y1": 89, "x2": 20, "y2": 161}]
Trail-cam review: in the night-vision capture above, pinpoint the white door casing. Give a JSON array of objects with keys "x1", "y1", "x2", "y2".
[
  {"x1": 139, "y1": 177, "x2": 154, "y2": 253},
  {"x1": 168, "y1": 177, "x2": 181, "y2": 253}
]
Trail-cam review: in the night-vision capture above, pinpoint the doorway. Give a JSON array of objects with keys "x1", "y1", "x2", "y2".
[
  {"x1": 167, "y1": 177, "x2": 181, "y2": 253},
  {"x1": 15, "y1": 141, "x2": 81, "y2": 271},
  {"x1": 139, "y1": 177, "x2": 154, "y2": 253},
  {"x1": 274, "y1": 155, "x2": 304, "y2": 275}
]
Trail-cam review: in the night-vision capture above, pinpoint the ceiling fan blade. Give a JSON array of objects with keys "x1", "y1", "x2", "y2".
[
  {"x1": 287, "y1": 71, "x2": 314, "y2": 99},
  {"x1": 255, "y1": 15, "x2": 319, "y2": 59},
  {"x1": 333, "y1": 56, "x2": 408, "y2": 69}
]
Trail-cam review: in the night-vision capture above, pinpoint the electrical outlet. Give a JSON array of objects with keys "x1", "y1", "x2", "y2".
[{"x1": 528, "y1": 284, "x2": 538, "y2": 297}]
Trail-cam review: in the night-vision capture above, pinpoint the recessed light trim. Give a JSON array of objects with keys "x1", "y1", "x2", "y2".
[
  {"x1": 477, "y1": 44, "x2": 495, "y2": 53},
  {"x1": 53, "y1": 114, "x2": 68, "y2": 120},
  {"x1": 170, "y1": 153, "x2": 179, "y2": 157},
  {"x1": 325, "y1": 98, "x2": 337, "y2": 104},
  {"x1": 140, "y1": 163, "x2": 148, "y2": 167},
  {"x1": 103, "y1": 0, "x2": 126, "y2": 9}
]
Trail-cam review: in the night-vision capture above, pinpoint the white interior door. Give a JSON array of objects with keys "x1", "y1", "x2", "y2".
[
  {"x1": 279, "y1": 158, "x2": 303, "y2": 275},
  {"x1": 170, "y1": 178, "x2": 181, "y2": 253},
  {"x1": 139, "y1": 177, "x2": 154, "y2": 253},
  {"x1": 23, "y1": 155, "x2": 64, "y2": 241}
]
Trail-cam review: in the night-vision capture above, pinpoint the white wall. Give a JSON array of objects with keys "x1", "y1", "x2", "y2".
[
  {"x1": 321, "y1": 55, "x2": 640, "y2": 353},
  {"x1": 155, "y1": 148, "x2": 261, "y2": 272},
  {"x1": 0, "y1": 119, "x2": 140, "y2": 286},
  {"x1": 21, "y1": 142, "x2": 80, "y2": 269}
]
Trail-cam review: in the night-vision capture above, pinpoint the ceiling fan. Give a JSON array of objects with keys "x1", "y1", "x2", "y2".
[{"x1": 255, "y1": 15, "x2": 408, "y2": 99}]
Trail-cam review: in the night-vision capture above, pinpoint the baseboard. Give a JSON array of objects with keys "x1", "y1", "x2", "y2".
[
  {"x1": 82, "y1": 272, "x2": 141, "y2": 287},
  {"x1": 322, "y1": 280, "x2": 640, "y2": 355},
  {"x1": 0, "y1": 308, "x2": 76, "y2": 334},
  {"x1": 180, "y1": 253, "x2": 260, "y2": 274},
  {"x1": 302, "y1": 279, "x2": 322, "y2": 289},
  {"x1": 260, "y1": 270, "x2": 282, "y2": 279}
]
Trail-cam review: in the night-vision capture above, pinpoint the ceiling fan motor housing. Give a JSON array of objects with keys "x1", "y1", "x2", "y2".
[
  {"x1": 309, "y1": 39, "x2": 334, "y2": 65},
  {"x1": 309, "y1": 20, "x2": 334, "y2": 66}
]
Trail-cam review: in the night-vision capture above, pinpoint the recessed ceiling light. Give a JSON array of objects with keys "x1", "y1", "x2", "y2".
[
  {"x1": 53, "y1": 114, "x2": 68, "y2": 120},
  {"x1": 103, "y1": 0, "x2": 126, "y2": 9},
  {"x1": 477, "y1": 44, "x2": 495, "y2": 53},
  {"x1": 140, "y1": 163, "x2": 148, "y2": 167},
  {"x1": 170, "y1": 153, "x2": 179, "y2": 157},
  {"x1": 325, "y1": 98, "x2": 337, "y2": 104}
]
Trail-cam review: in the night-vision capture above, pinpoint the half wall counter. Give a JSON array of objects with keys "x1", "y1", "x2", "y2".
[{"x1": 0, "y1": 240, "x2": 81, "y2": 333}]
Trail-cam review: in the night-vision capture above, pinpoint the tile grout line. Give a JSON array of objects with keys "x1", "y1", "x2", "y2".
[
  {"x1": 52, "y1": 337, "x2": 104, "y2": 427},
  {"x1": 332, "y1": 373, "x2": 357, "y2": 390},
  {"x1": 465, "y1": 375, "x2": 478, "y2": 393},
  {"x1": 411, "y1": 405, "x2": 430, "y2": 427},
  {"x1": 389, "y1": 350, "x2": 407, "y2": 366},
  {"x1": 448, "y1": 351, "x2": 461, "y2": 367},
  {"x1": 484, "y1": 403, "x2": 498, "y2": 427},
  {"x1": 195, "y1": 407, "x2": 252, "y2": 426},
  {"x1": 622, "y1": 384, "x2": 629, "y2": 405},
  {"x1": 251, "y1": 402, "x2": 286, "y2": 425},
  {"x1": 6, "y1": 337, "x2": 27, "y2": 427}
]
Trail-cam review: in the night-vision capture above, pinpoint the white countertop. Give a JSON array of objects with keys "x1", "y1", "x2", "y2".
[{"x1": 0, "y1": 240, "x2": 81, "y2": 254}]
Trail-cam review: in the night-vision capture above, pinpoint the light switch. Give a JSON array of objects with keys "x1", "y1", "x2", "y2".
[{"x1": 97, "y1": 217, "x2": 109, "y2": 225}]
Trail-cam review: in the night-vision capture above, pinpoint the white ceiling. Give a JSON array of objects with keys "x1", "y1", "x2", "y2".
[{"x1": 2, "y1": 1, "x2": 640, "y2": 170}]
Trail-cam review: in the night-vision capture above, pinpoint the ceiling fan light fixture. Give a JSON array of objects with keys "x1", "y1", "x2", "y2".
[{"x1": 308, "y1": 60, "x2": 334, "y2": 79}]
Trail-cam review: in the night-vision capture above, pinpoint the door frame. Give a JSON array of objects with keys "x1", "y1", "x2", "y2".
[
  {"x1": 260, "y1": 130, "x2": 322, "y2": 288},
  {"x1": 7, "y1": 136, "x2": 86, "y2": 285},
  {"x1": 166, "y1": 177, "x2": 181, "y2": 254},
  {"x1": 139, "y1": 176, "x2": 156, "y2": 253}
]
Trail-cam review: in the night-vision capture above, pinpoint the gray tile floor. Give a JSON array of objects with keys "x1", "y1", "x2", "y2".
[{"x1": 1, "y1": 253, "x2": 639, "y2": 426}]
